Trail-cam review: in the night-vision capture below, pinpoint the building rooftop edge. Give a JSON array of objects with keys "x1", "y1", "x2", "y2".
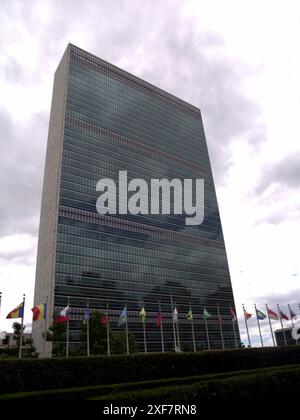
[{"x1": 66, "y1": 43, "x2": 201, "y2": 116}]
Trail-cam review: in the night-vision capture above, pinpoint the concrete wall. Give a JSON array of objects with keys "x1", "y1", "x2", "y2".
[
  {"x1": 0, "y1": 332, "x2": 31, "y2": 349},
  {"x1": 32, "y1": 45, "x2": 70, "y2": 357}
]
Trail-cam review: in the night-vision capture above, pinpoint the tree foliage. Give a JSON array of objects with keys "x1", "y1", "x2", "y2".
[
  {"x1": 80, "y1": 311, "x2": 137, "y2": 355},
  {"x1": 44, "y1": 321, "x2": 67, "y2": 357},
  {"x1": 12, "y1": 322, "x2": 37, "y2": 358}
]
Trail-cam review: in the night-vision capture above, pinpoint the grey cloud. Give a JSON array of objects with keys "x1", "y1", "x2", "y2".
[
  {"x1": 49, "y1": 0, "x2": 266, "y2": 184},
  {"x1": 252, "y1": 152, "x2": 300, "y2": 225},
  {"x1": 0, "y1": 254, "x2": 36, "y2": 266},
  {"x1": 255, "y1": 201, "x2": 300, "y2": 225},
  {"x1": 0, "y1": 244, "x2": 37, "y2": 263},
  {"x1": 253, "y1": 289, "x2": 300, "y2": 312},
  {"x1": 4, "y1": 58, "x2": 24, "y2": 83},
  {"x1": 255, "y1": 152, "x2": 300, "y2": 195},
  {"x1": 0, "y1": 0, "x2": 265, "y2": 240},
  {"x1": 87, "y1": 3, "x2": 266, "y2": 184},
  {"x1": 0, "y1": 109, "x2": 47, "y2": 237},
  {"x1": 0, "y1": 1, "x2": 69, "y2": 87},
  {"x1": 256, "y1": 212, "x2": 287, "y2": 226}
]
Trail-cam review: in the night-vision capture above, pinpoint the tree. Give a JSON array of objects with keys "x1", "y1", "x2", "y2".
[
  {"x1": 110, "y1": 330, "x2": 137, "y2": 355},
  {"x1": 80, "y1": 311, "x2": 138, "y2": 355},
  {"x1": 12, "y1": 323, "x2": 37, "y2": 358},
  {"x1": 181, "y1": 342, "x2": 204, "y2": 352},
  {"x1": 23, "y1": 337, "x2": 37, "y2": 358},
  {"x1": 44, "y1": 321, "x2": 67, "y2": 357},
  {"x1": 12, "y1": 322, "x2": 25, "y2": 350},
  {"x1": 80, "y1": 310, "x2": 108, "y2": 355}
]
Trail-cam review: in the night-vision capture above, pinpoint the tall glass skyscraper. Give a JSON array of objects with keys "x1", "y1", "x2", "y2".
[{"x1": 33, "y1": 44, "x2": 239, "y2": 356}]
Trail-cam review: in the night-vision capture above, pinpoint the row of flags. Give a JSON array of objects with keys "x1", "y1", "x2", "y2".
[
  {"x1": 242, "y1": 303, "x2": 300, "y2": 347},
  {"x1": 2, "y1": 292, "x2": 299, "y2": 357},
  {"x1": 4, "y1": 301, "x2": 228, "y2": 325},
  {"x1": 2, "y1": 295, "x2": 238, "y2": 357},
  {"x1": 4, "y1": 300, "x2": 300, "y2": 328},
  {"x1": 53, "y1": 304, "x2": 226, "y2": 325},
  {"x1": 243, "y1": 306, "x2": 297, "y2": 321},
  {"x1": 4, "y1": 298, "x2": 297, "y2": 327}
]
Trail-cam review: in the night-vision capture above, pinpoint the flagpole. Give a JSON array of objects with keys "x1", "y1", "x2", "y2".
[
  {"x1": 175, "y1": 310, "x2": 181, "y2": 352},
  {"x1": 231, "y1": 308, "x2": 238, "y2": 348},
  {"x1": 170, "y1": 294, "x2": 177, "y2": 352},
  {"x1": 242, "y1": 304, "x2": 251, "y2": 347},
  {"x1": 288, "y1": 303, "x2": 298, "y2": 345},
  {"x1": 232, "y1": 318, "x2": 238, "y2": 348},
  {"x1": 142, "y1": 322, "x2": 147, "y2": 353},
  {"x1": 159, "y1": 301, "x2": 165, "y2": 353},
  {"x1": 217, "y1": 303, "x2": 225, "y2": 349},
  {"x1": 254, "y1": 304, "x2": 264, "y2": 347},
  {"x1": 106, "y1": 302, "x2": 110, "y2": 356},
  {"x1": 204, "y1": 319, "x2": 210, "y2": 350},
  {"x1": 277, "y1": 304, "x2": 287, "y2": 346},
  {"x1": 0, "y1": 292, "x2": 2, "y2": 344},
  {"x1": 189, "y1": 303, "x2": 196, "y2": 353},
  {"x1": 66, "y1": 296, "x2": 70, "y2": 358},
  {"x1": 289, "y1": 304, "x2": 295, "y2": 329},
  {"x1": 125, "y1": 303, "x2": 129, "y2": 355},
  {"x1": 19, "y1": 294, "x2": 25, "y2": 359},
  {"x1": 86, "y1": 298, "x2": 90, "y2": 357},
  {"x1": 0, "y1": 292, "x2": 2, "y2": 333},
  {"x1": 191, "y1": 317, "x2": 196, "y2": 352},
  {"x1": 141, "y1": 302, "x2": 147, "y2": 353},
  {"x1": 265, "y1": 304, "x2": 275, "y2": 346},
  {"x1": 44, "y1": 295, "x2": 48, "y2": 356}
]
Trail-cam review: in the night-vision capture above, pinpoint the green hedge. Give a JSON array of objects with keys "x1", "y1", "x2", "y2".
[
  {"x1": 1, "y1": 346, "x2": 300, "y2": 394},
  {"x1": 0, "y1": 364, "x2": 296, "y2": 400},
  {"x1": 0, "y1": 373, "x2": 228, "y2": 401},
  {"x1": 92, "y1": 365, "x2": 300, "y2": 401}
]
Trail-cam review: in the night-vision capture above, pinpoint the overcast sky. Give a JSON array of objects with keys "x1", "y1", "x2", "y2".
[{"x1": 0, "y1": 0, "x2": 300, "y2": 346}]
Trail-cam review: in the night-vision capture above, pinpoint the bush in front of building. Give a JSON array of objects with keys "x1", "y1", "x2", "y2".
[
  {"x1": 1, "y1": 364, "x2": 300, "y2": 401},
  {"x1": 1, "y1": 346, "x2": 300, "y2": 394},
  {"x1": 91, "y1": 364, "x2": 300, "y2": 401}
]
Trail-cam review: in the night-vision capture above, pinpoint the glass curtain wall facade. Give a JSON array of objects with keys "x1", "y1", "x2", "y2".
[{"x1": 33, "y1": 44, "x2": 239, "y2": 355}]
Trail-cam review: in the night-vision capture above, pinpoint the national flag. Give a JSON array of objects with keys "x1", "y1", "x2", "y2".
[
  {"x1": 187, "y1": 308, "x2": 193, "y2": 321},
  {"x1": 156, "y1": 312, "x2": 163, "y2": 327},
  {"x1": 100, "y1": 315, "x2": 109, "y2": 325},
  {"x1": 118, "y1": 307, "x2": 127, "y2": 327},
  {"x1": 54, "y1": 305, "x2": 69, "y2": 323},
  {"x1": 203, "y1": 308, "x2": 212, "y2": 320},
  {"x1": 280, "y1": 311, "x2": 289, "y2": 321},
  {"x1": 256, "y1": 309, "x2": 267, "y2": 320},
  {"x1": 230, "y1": 307, "x2": 237, "y2": 322},
  {"x1": 243, "y1": 308, "x2": 252, "y2": 320},
  {"x1": 173, "y1": 307, "x2": 178, "y2": 323},
  {"x1": 31, "y1": 303, "x2": 47, "y2": 321},
  {"x1": 290, "y1": 309, "x2": 297, "y2": 320},
  {"x1": 267, "y1": 308, "x2": 279, "y2": 320},
  {"x1": 140, "y1": 307, "x2": 146, "y2": 323},
  {"x1": 6, "y1": 302, "x2": 24, "y2": 319}
]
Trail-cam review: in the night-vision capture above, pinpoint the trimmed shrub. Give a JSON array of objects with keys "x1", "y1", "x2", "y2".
[
  {"x1": 0, "y1": 364, "x2": 296, "y2": 400},
  {"x1": 1, "y1": 346, "x2": 300, "y2": 394},
  {"x1": 92, "y1": 365, "x2": 300, "y2": 401}
]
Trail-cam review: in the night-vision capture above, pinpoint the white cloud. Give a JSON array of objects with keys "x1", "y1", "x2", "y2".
[{"x1": 0, "y1": 234, "x2": 37, "y2": 332}]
